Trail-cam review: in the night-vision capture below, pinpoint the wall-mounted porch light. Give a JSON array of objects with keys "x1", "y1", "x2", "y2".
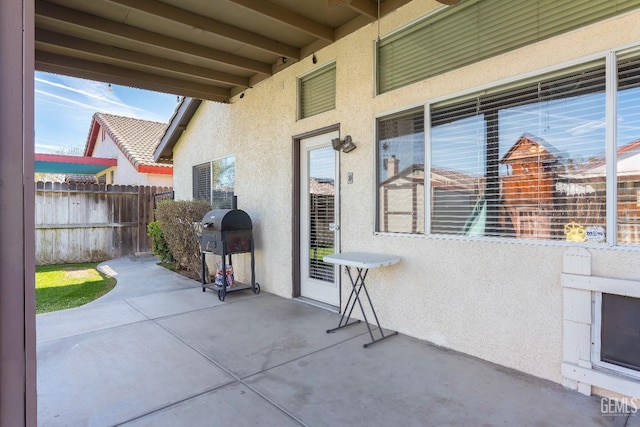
[{"x1": 331, "y1": 135, "x2": 356, "y2": 153}]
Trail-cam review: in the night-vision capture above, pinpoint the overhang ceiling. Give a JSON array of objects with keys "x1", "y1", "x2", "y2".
[{"x1": 34, "y1": 0, "x2": 451, "y2": 103}]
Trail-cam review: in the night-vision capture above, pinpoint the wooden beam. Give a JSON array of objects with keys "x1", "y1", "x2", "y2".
[
  {"x1": 36, "y1": 29, "x2": 250, "y2": 88},
  {"x1": 380, "y1": 0, "x2": 414, "y2": 15},
  {"x1": 105, "y1": 0, "x2": 301, "y2": 60},
  {"x1": 347, "y1": 0, "x2": 379, "y2": 19},
  {"x1": 35, "y1": 0, "x2": 272, "y2": 76},
  {"x1": 35, "y1": 51, "x2": 231, "y2": 102},
  {"x1": 0, "y1": 0, "x2": 37, "y2": 425},
  {"x1": 228, "y1": 0, "x2": 334, "y2": 42},
  {"x1": 328, "y1": 0, "x2": 377, "y2": 20}
]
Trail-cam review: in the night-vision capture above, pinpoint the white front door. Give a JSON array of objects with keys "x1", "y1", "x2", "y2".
[{"x1": 300, "y1": 131, "x2": 339, "y2": 306}]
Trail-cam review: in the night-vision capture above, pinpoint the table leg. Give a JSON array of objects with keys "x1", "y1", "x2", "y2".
[
  {"x1": 326, "y1": 266, "x2": 398, "y2": 348},
  {"x1": 326, "y1": 266, "x2": 365, "y2": 333}
]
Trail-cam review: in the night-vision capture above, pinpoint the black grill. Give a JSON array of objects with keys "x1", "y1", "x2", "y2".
[
  {"x1": 199, "y1": 208, "x2": 259, "y2": 301},
  {"x1": 200, "y1": 209, "x2": 252, "y2": 254}
]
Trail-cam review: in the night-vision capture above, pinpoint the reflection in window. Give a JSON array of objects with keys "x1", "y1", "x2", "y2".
[
  {"x1": 617, "y1": 56, "x2": 640, "y2": 245},
  {"x1": 430, "y1": 61, "x2": 608, "y2": 241},
  {"x1": 212, "y1": 155, "x2": 235, "y2": 209},
  {"x1": 376, "y1": 109, "x2": 425, "y2": 233}
]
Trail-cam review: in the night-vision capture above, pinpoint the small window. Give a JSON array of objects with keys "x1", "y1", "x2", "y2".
[
  {"x1": 193, "y1": 155, "x2": 235, "y2": 208},
  {"x1": 376, "y1": 108, "x2": 425, "y2": 234},
  {"x1": 298, "y1": 63, "x2": 336, "y2": 119}
]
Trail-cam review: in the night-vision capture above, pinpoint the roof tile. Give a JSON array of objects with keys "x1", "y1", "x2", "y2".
[{"x1": 92, "y1": 113, "x2": 172, "y2": 171}]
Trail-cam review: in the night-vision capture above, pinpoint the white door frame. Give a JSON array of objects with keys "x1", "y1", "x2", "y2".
[{"x1": 293, "y1": 125, "x2": 341, "y2": 308}]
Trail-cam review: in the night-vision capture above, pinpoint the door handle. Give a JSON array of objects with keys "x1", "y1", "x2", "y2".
[{"x1": 329, "y1": 223, "x2": 340, "y2": 232}]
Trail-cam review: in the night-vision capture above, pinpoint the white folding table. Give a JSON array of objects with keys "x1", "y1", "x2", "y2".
[{"x1": 323, "y1": 252, "x2": 400, "y2": 348}]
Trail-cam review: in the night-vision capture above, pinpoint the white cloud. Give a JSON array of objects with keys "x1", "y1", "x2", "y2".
[
  {"x1": 35, "y1": 89, "x2": 107, "y2": 111},
  {"x1": 35, "y1": 76, "x2": 132, "y2": 109},
  {"x1": 35, "y1": 74, "x2": 147, "y2": 118}
]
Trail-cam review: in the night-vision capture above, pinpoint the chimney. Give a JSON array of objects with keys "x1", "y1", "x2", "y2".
[{"x1": 387, "y1": 155, "x2": 399, "y2": 179}]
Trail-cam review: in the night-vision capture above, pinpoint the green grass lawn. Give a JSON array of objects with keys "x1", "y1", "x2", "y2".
[{"x1": 35, "y1": 263, "x2": 116, "y2": 314}]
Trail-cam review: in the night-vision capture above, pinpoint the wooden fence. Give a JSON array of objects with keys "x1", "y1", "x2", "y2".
[{"x1": 35, "y1": 181, "x2": 172, "y2": 265}]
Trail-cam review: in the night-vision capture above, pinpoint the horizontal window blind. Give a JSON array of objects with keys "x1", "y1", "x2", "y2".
[
  {"x1": 378, "y1": 0, "x2": 640, "y2": 94},
  {"x1": 377, "y1": 108, "x2": 425, "y2": 234},
  {"x1": 193, "y1": 163, "x2": 211, "y2": 204},
  {"x1": 299, "y1": 63, "x2": 336, "y2": 119},
  {"x1": 430, "y1": 63, "x2": 608, "y2": 241}
]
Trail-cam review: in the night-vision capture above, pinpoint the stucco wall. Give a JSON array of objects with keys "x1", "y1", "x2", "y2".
[{"x1": 172, "y1": 0, "x2": 640, "y2": 386}]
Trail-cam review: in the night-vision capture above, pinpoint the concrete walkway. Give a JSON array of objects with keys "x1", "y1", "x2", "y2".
[{"x1": 37, "y1": 255, "x2": 630, "y2": 426}]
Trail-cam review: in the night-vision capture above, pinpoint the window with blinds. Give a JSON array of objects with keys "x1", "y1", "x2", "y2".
[
  {"x1": 430, "y1": 61, "x2": 608, "y2": 241},
  {"x1": 299, "y1": 62, "x2": 336, "y2": 119},
  {"x1": 192, "y1": 155, "x2": 235, "y2": 208},
  {"x1": 376, "y1": 108, "x2": 425, "y2": 233},
  {"x1": 377, "y1": 0, "x2": 640, "y2": 94},
  {"x1": 617, "y1": 54, "x2": 640, "y2": 245}
]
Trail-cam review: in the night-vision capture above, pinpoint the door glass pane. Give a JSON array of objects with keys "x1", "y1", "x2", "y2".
[{"x1": 308, "y1": 146, "x2": 335, "y2": 282}]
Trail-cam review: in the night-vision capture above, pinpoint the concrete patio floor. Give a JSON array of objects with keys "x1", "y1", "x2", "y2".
[{"x1": 37, "y1": 255, "x2": 634, "y2": 426}]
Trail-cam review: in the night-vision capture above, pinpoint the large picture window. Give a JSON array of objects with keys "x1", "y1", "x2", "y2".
[
  {"x1": 192, "y1": 155, "x2": 235, "y2": 209},
  {"x1": 429, "y1": 53, "x2": 640, "y2": 245},
  {"x1": 376, "y1": 108, "x2": 425, "y2": 233}
]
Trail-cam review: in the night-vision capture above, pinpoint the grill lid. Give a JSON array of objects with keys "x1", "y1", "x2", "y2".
[{"x1": 202, "y1": 209, "x2": 252, "y2": 231}]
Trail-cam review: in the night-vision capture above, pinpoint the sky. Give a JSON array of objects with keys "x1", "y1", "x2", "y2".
[{"x1": 34, "y1": 71, "x2": 180, "y2": 154}]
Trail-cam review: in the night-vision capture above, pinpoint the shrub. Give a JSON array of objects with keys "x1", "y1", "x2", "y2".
[
  {"x1": 147, "y1": 221, "x2": 174, "y2": 263},
  {"x1": 155, "y1": 200, "x2": 211, "y2": 280}
]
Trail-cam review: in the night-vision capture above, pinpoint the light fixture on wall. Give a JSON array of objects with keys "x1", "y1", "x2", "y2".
[
  {"x1": 331, "y1": 135, "x2": 357, "y2": 153},
  {"x1": 312, "y1": 53, "x2": 317, "y2": 64},
  {"x1": 108, "y1": 83, "x2": 112, "y2": 91}
]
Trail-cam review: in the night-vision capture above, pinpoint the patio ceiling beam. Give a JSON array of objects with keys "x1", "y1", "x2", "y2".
[
  {"x1": 35, "y1": 29, "x2": 250, "y2": 88},
  {"x1": 35, "y1": 51, "x2": 231, "y2": 102},
  {"x1": 105, "y1": 0, "x2": 301, "y2": 60},
  {"x1": 328, "y1": 0, "x2": 377, "y2": 20},
  {"x1": 226, "y1": 0, "x2": 335, "y2": 42},
  {"x1": 35, "y1": 0, "x2": 272, "y2": 76}
]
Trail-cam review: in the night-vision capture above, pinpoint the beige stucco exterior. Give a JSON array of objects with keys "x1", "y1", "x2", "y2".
[{"x1": 172, "y1": 0, "x2": 640, "y2": 394}]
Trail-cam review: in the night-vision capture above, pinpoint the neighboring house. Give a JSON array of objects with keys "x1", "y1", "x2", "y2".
[
  {"x1": 85, "y1": 112, "x2": 173, "y2": 187},
  {"x1": 155, "y1": 1, "x2": 640, "y2": 400}
]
